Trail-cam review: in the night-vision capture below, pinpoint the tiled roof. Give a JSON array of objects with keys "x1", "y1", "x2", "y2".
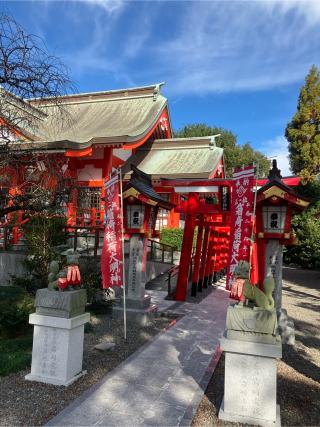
[
  {"x1": 122, "y1": 136, "x2": 223, "y2": 179},
  {"x1": 19, "y1": 84, "x2": 167, "y2": 150}
]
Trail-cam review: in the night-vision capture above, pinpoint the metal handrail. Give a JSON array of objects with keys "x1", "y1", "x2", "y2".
[
  {"x1": 0, "y1": 223, "x2": 104, "y2": 256},
  {"x1": 147, "y1": 238, "x2": 177, "y2": 264},
  {"x1": 67, "y1": 225, "x2": 104, "y2": 257}
]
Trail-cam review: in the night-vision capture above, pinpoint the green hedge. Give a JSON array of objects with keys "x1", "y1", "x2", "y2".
[
  {"x1": 160, "y1": 228, "x2": 184, "y2": 250},
  {"x1": 160, "y1": 227, "x2": 198, "y2": 251}
]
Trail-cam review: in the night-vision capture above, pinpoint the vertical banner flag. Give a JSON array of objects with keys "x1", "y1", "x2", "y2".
[
  {"x1": 101, "y1": 173, "x2": 123, "y2": 289},
  {"x1": 226, "y1": 166, "x2": 255, "y2": 294}
]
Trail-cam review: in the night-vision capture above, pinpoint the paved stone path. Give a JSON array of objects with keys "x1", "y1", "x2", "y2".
[{"x1": 47, "y1": 284, "x2": 230, "y2": 427}]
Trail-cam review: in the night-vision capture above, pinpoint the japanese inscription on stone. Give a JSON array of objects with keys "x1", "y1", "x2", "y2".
[
  {"x1": 39, "y1": 327, "x2": 58, "y2": 378},
  {"x1": 128, "y1": 235, "x2": 144, "y2": 300}
]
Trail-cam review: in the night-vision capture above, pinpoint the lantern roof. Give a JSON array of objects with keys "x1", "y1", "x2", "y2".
[
  {"x1": 123, "y1": 165, "x2": 175, "y2": 210},
  {"x1": 257, "y1": 160, "x2": 310, "y2": 209},
  {"x1": 121, "y1": 136, "x2": 224, "y2": 179}
]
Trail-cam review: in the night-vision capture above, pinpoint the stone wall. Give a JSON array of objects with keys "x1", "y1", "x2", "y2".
[{"x1": 0, "y1": 252, "x2": 27, "y2": 285}]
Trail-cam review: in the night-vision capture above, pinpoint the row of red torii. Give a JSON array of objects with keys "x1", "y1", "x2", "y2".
[{"x1": 121, "y1": 167, "x2": 307, "y2": 303}]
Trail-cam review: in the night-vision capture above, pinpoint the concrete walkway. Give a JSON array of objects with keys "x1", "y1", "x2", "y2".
[{"x1": 47, "y1": 285, "x2": 230, "y2": 427}]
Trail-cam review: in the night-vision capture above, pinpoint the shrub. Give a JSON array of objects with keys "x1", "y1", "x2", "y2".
[
  {"x1": 160, "y1": 227, "x2": 198, "y2": 251},
  {"x1": 10, "y1": 275, "x2": 41, "y2": 296},
  {"x1": 284, "y1": 203, "x2": 320, "y2": 269},
  {"x1": 0, "y1": 285, "x2": 25, "y2": 302},
  {"x1": 80, "y1": 257, "x2": 103, "y2": 304},
  {"x1": 160, "y1": 228, "x2": 184, "y2": 250},
  {"x1": 21, "y1": 215, "x2": 67, "y2": 291},
  {"x1": 0, "y1": 335, "x2": 33, "y2": 376},
  {"x1": 0, "y1": 286, "x2": 34, "y2": 338}
]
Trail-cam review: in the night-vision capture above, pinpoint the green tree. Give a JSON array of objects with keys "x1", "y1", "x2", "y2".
[
  {"x1": 174, "y1": 124, "x2": 269, "y2": 177},
  {"x1": 284, "y1": 200, "x2": 320, "y2": 269},
  {"x1": 285, "y1": 65, "x2": 320, "y2": 182}
]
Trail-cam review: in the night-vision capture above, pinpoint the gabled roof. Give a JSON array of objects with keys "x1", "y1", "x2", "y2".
[
  {"x1": 122, "y1": 136, "x2": 224, "y2": 179},
  {"x1": 6, "y1": 83, "x2": 169, "y2": 152},
  {"x1": 257, "y1": 160, "x2": 310, "y2": 209},
  {"x1": 123, "y1": 166, "x2": 174, "y2": 210}
]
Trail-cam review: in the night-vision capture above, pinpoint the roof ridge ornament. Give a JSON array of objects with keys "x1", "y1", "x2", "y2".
[
  {"x1": 153, "y1": 85, "x2": 160, "y2": 101},
  {"x1": 209, "y1": 134, "x2": 221, "y2": 150},
  {"x1": 268, "y1": 159, "x2": 282, "y2": 182}
]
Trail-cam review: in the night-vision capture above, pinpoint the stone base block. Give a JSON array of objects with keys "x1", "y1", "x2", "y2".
[
  {"x1": 25, "y1": 370, "x2": 87, "y2": 387},
  {"x1": 113, "y1": 304, "x2": 157, "y2": 326},
  {"x1": 123, "y1": 295, "x2": 151, "y2": 310},
  {"x1": 219, "y1": 399, "x2": 281, "y2": 427},
  {"x1": 219, "y1": 336, "x2": 281, "y2": 426},
  {"x1": 35, "y1": 288, "x2": 87, "y2": 318},
  {"x1": 25, "y1": 312, "x2": 90, "y2": 386}
]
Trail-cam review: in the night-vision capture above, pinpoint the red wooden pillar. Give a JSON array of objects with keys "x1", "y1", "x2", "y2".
[
  {"x1": 102, "y1": 147, "x2": 113, "y2": 179},
  {"x1": 191, "y1": 215, "x2": 204, "y2": 296},
  {"x1": 204, "y1": 227, "x2": 214, "y2": 288},
  {"x1": 210, "y1": 228, "x2": 218, "y2": 283},
  {"x1": 198, "y1": 224, "x2": 210, "y2": 291},
  {"x1": 175, "y1": 193, "x2": 197, "y2": 301}
]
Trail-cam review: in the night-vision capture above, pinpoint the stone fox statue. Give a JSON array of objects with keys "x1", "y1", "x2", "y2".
[
  {"x1": 48, "y1": 250, "x2": 81, "y2": 291},
  {"x1": 234, "y1": 260, "x2": 275, "y2": 310}
]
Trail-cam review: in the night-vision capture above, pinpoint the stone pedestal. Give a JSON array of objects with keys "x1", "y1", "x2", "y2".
[
  {"x1": 226, "y1": 305, "x2": 278, "y2": 344},
  {"x1": 219, "y1": 336, "x2": 282, "y2": 427},
  {"x1": 25, "y1": 312, "x2": 90, "y2": 386},
  {"x1": 114, "y1": 234, "x2": 156, "y2": 325},
  {"x1": 35, "y1": 288, "x2": 87, "y2": 318},
  {"x1": 113, "y1": 302, "x2": 157, "y2": 326}
]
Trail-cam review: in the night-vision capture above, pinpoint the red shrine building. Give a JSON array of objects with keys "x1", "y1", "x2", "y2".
[
  {"x1": 0, "y1": 83, "x2": 226, "y2": 236},
  {"x1": 1, "y1": 83, "x2": 305, "y2": 302}
]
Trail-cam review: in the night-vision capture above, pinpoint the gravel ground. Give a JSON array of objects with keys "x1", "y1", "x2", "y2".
[
  {"x1": 0, "y1": 311, "x2": 176, "y2": 426},
  {"x1": 192, "y1": 266, "x2": 320, "y2": 427}
]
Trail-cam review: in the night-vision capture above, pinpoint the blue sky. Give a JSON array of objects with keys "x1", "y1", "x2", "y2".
[{"x1": 3, "y1": 0, "x2": 320, "y2": 175}]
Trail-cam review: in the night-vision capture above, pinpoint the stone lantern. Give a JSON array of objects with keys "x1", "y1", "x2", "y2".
[
  {"x1": 116, "y1": 166, "x2": 174, "y2": 324},
  {"x1": 256, "y1": 160, "x2": 310, "y2": 314}
]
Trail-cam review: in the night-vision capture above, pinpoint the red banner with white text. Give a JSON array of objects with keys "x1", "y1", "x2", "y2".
[
  {"x1": 101, "y1": 174, "x2": 123, "y2": 289},
  {"x1": 226, "y1": 166, "x2": 255, "y2": 296}
]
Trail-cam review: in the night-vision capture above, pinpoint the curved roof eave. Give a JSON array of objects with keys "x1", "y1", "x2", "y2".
[{"x1": 11, "y1": 102, "x2": 170, "y2": 153}]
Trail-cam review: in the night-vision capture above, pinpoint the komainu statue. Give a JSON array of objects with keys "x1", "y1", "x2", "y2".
[
  {"x1": 226, "y1": 261, "x2": 278, "y2": 343},
  {"x1": 233, "y1": 260, "x2": 275, "y2": 310},
  {"x1": 48, "y1": 249, "x2": 81, "y2": 291}
]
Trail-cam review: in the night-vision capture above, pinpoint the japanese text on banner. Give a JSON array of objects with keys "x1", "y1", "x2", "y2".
[
  {"x1": 226, "y1": 166, "x2": 255, "y2": 292},
  {"x1": 101, "y1": 174, "x2": 123, "y2": 289}
]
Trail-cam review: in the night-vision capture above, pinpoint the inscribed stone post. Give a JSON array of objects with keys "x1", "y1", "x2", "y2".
[{"x1": 265, "y1": 240, "x2": 283, "y2": 313}]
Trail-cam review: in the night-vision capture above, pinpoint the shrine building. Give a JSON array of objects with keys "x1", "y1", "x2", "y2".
[{"x1": 1, "y1": 83, "x2": 226, "y2": 233}]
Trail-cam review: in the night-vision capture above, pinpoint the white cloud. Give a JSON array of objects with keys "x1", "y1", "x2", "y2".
[
  {"x1": 27, "y1": 0, "x2": 320, "y2": 95},
  {"x1": 81, "y1": 0, "x2": 125, "y2": 14},
  {"x1": 148, "y1": 0, "x2": 320, "y2": 95},
  {"x1": 260, "y1": 135, "x2": 291, "y2": 176},
  {"x1": 262, "y1": 0, "x2": 320, "y2": 26}
]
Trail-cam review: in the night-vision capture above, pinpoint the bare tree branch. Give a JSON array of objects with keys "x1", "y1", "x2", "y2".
[{"x1": 0, "y1": 13, "x2": 76, "y2": 219}]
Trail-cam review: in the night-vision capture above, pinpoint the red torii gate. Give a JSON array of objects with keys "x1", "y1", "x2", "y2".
[
  {"x1": 164, "y1": 179, "x2": 232, "y2": 301},
  {"x1": 169, "y1": 176, "x2": 301, "y2": 302}
]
